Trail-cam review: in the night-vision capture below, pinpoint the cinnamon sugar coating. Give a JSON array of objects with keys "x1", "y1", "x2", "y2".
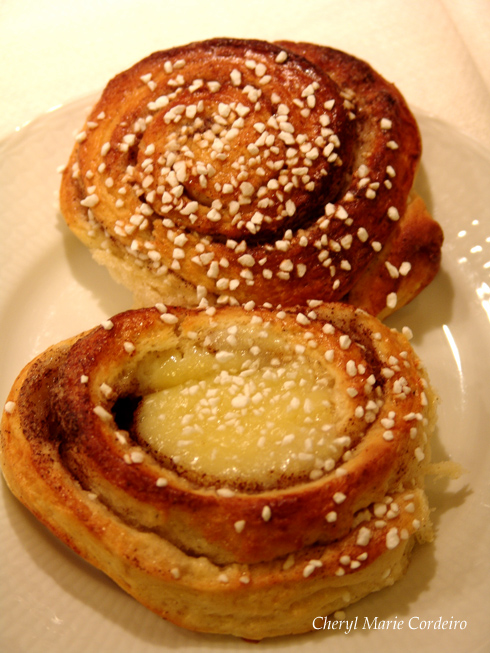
[
  {"x1": 60, "y1": 38, "x2": 443, "y2": 315},
  {"x1": 1, "y1": 303, "x2": 437, "y2": 638}
]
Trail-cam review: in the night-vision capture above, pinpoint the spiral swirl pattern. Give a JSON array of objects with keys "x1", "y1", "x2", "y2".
[
  {"x1": 60, "y1": 38, "x2": 442, "y2": 313},
  {"x1": 1, "y1": 303, "x2": 437, "y2": 637}
]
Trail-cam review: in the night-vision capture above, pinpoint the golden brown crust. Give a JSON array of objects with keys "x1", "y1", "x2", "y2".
[
  {"x1": 59, "y1": 38, "x2": 442, "y2": 315},
  {"x1": 1, "y1": 303, "x2": 436, "y2": 638},
  {"x1": 345, "y1": 193, "x2": 443, "y2": 318}
]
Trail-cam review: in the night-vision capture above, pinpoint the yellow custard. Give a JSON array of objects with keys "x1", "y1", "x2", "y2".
[{"x1": 136, "y1": 337, "x2": 354, "y2": 489}]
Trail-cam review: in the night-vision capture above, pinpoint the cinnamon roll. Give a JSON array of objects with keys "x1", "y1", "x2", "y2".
[
  {"x1": 1, "y1": 303, "x2": 438, "y2": 638},
  {"x1": 59, "y1": 38, "x2": 443, "y2": 318}
]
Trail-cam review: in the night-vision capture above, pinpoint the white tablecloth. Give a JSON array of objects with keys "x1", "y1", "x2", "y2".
[
  {"x1": 1, "y1": 3, "x2": 490, "y2": 652},
  {"x1": 1, "y1": 0, "x2": 489, "y2": 150}
]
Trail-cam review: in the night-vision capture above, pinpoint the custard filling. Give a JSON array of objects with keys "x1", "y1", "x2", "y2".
[{"x1": 136, "y1": 338, "x2": 356, "y2": 489}]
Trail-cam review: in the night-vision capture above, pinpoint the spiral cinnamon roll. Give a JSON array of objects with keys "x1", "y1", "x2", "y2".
[
  {"x1": 1, "y1": 303, "x2": 438, "y2": 638},
  {"x1": 60, "y1": 38, "x2": 443, "y2": 318}
]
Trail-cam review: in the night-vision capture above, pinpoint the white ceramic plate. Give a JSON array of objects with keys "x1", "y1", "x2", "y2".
[{"x1": 0, "y1": 96, "x2": 489, "y2": 653}]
